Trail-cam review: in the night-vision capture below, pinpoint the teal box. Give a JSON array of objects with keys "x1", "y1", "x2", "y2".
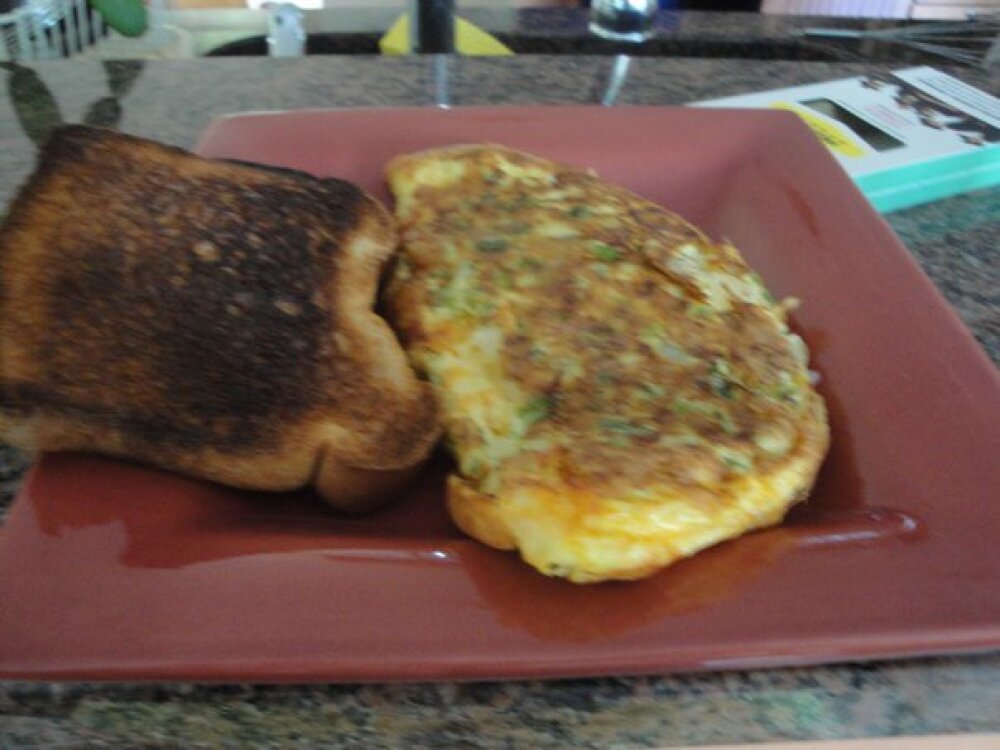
[{"x1": 692, "y1": 67, "x2": 1000, "y2": 213}]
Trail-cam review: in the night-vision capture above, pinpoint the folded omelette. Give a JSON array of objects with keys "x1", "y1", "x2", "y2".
[{"x1": 385, "y1": 145, "x2": 830, "y2": 583}]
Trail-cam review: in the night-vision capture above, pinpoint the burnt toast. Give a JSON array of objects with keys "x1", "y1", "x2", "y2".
[{"x1": 0, "y1": 126, "x2": 439, "y2": 511}]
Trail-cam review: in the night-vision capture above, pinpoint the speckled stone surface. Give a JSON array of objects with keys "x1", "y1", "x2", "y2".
[
  {"x1": 201, "y1": 7, "x2": 992, "y2": 66},
  {"x1": 2, "y1": 654, "x2": 1000, "y2": 748},
  {"x1": 1, "y1": 39, "x2": 998, "y2": 748},
  {"x1": 502, "y1": 8, "x2": 935, "y2": 64}
]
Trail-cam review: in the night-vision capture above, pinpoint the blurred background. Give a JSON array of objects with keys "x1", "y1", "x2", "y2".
[{"x1": 157, "y1": 0, "x2": 1000, "y2": 20}]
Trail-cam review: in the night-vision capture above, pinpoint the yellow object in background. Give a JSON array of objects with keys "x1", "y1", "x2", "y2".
[
  {"x1": 769, "y1": 101, "x2": 867, "y2": 158},
  {"x1": 379, "y1": 14, "x2": 514, "y2": 55}
]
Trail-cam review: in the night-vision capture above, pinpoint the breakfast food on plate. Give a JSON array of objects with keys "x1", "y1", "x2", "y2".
[
  {"x1": 385, "y1": 144, "x2": 830, "y2": 583},
  {"x1": 0, "y1": 125, "x2": 439, "y2": 511}
]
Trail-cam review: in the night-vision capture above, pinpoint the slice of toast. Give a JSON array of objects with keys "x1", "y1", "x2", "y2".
[{"x1": 0, "y1": 125, "x2": 440, "y2": 511}]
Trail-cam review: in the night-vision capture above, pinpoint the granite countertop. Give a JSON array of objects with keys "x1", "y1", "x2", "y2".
[
  {"x1": 1, "y1": 31, "x2": 999, "y2": 749},
  {"x1": 78, "y1": 4, "x2": 993, "y2": 63}
]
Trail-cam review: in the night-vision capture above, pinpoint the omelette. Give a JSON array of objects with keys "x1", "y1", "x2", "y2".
[{"x1": 385, "y1": 145, "x2": 830, "y2": 583}]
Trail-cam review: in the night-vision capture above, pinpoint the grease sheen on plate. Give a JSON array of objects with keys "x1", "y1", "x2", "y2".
[{"x1": 0, "y1": 107, "x2": 996, "y2": 682}]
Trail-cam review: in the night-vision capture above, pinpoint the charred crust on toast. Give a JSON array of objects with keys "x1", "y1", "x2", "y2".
[{"x1": 0, "y1": 125, "x2": 393, "y2": 452}]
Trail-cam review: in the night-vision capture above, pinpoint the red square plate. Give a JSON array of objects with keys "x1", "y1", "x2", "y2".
[{"x1": 1, "y1": 107, "x2": 998, "y2": 682}]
